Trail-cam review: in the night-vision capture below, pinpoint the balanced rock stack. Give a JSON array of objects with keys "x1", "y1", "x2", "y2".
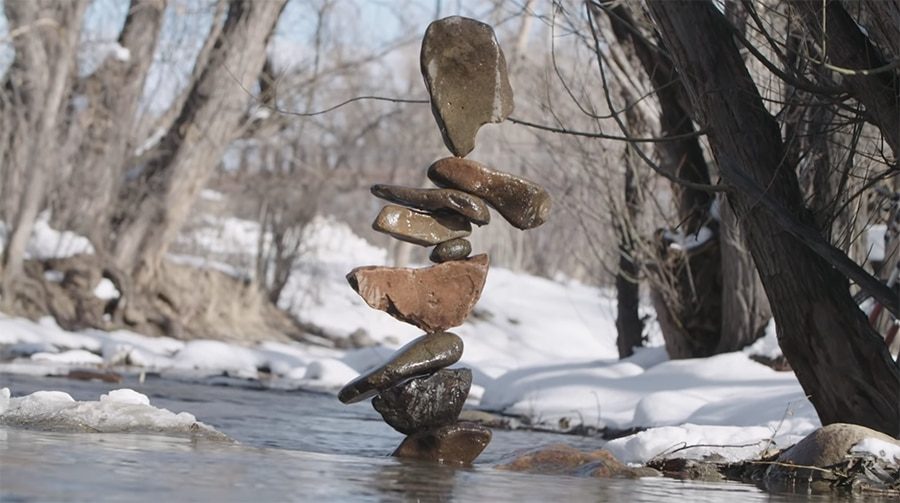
[{"x1": 338, "y1": 16, "x2": 551, "y2": 465}]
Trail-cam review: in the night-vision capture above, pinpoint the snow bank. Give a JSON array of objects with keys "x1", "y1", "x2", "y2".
[
  {"x1": 851, "y1": 438, "x2": 900, "y2": 464},
  {"x1": 0, "y1": 213, "x2": 825, "y2": 464},
  {"x1": 0, "y1": 387, "x2": 227, "y2": 439}
]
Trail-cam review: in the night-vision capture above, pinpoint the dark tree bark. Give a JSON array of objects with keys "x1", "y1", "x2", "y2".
[
  {"x1": 796, "y1": 1, "x2": 899, "y2": 156},
  {"x1": 614, "y1": 96, "x2": 645, "y2": 359},
  {"x1": 601, "y1": 3, "x2": 770, "y2": 357},
  {"x1": 647, "y1": 0, "x2": 900, "y2": 437}
]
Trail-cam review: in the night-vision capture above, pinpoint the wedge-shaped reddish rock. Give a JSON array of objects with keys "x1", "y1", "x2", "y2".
[
  {"x1": 373, "y1": 204, "x2": 471, "y2": 246},
  {"x1": 346, "y1": 254, "x2": 489, "y2": 332},
  {"x1": 428, "y1": 157, "x2": 551, "y2": 230},
  {"x1": 371, "y1": 184, "x2": 490, "y2": 225},
  {"x1": 338, "y1": 331, "x2": 463, "y2": 404},
  {"x1": 421, "y1": 16, "x2": 514, "y2": 157}
]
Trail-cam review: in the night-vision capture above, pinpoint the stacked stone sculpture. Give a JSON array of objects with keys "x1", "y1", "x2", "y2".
[{"x1": 338, "y1": 16, "x2": 551, "y2": 465}]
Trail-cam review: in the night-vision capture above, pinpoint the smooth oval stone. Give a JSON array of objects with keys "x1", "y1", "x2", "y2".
[
  {"x1": 373, "y1": 205, "x2": 471, "y2": 246},
  {"x1": 371, "y1": 184, "x2": 490, "y2": 226},
  {"x1": 346, "y1": 254, "x2": 489, "y2": 333},
  {"x1": 428, "y1": 157, "x2": 551, "y2": 230},
  {"x1": 430, "y1": 238, "x2": 471, "y2": 263},
  {"x1": 373, "y1": 368, "x2": 472, "y2": 435},
  {"x1": 421, "y1": 16, "x2": 514, "y2": 157},
  {"x1": 392, "y1": 422, "x2": 491, "y2": 465},
  {"x1": 338, "y1": 332, "x2": 463, "y2": 404}
]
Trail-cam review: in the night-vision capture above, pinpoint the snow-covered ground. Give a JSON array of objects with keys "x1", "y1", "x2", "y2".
[{"x1": 0, "y1": 212, "x2": 824, "y2": 464}]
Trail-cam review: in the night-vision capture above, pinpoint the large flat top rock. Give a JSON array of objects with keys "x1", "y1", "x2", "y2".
[{"x1": 421, "y1": 16, "x2": 514, "y2": 157}]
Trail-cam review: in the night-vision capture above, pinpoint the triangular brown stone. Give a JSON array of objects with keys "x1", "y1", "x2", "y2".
[{"x1": 346, "y1": 254, "x2": 489, "y2": 332}]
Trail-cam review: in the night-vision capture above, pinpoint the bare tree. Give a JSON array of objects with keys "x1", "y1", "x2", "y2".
[{"x1": 645, "y1": 0, "x2": 898, "y2": 436}]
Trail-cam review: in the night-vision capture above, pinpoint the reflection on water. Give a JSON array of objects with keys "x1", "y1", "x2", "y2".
[{"x1": 0, "y1": 374, "x2": 849, "y2": 502}]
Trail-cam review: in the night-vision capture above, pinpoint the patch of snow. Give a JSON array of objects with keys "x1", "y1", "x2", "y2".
[
  {"x1": 31, "y1": 349, "x2": 103, "y2": 365},
  {"x1": 663, "y1": 226, "x2": 714, "y2": 252},
  {"x1": 43, "y1": 270, "x2": 64, "y2": 283},
  {"x1": 743, "y1": 319, "x2": 782, "y2": 359},
  {"x1": 302, "y1": 358, "x2": 358, "y2": 388},
  {"x1": 850, "y1": 438, "x2": 900, "y2": 464},
  {"x1": 200, "y1": 189, "x2": 225, "y2": 202},
  {"x1": 24, "y1": 211, "x2": 94, "y2": 259},
  {"x1": 173, "y1": 340, "x2": 262, "y2": 378},
  {"x1": 0, "y1": 387, "x2": 225, "y2": 438},
  {"x1": 93, "y1": 278, "x2": 120, "y2": 300},
  {"x1": 866, "y1": 224, "x2": 887, "y2": 263}
]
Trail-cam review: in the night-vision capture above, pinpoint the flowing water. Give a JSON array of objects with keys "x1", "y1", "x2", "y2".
[{"x1": 0, "y1": 373, "x2": 857, "y2": 502}]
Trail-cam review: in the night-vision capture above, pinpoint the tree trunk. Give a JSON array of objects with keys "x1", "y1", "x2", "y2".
[
  {"x1": 796, "y1": 1, "x2": 899, "y2": 157},
  {"x1": 601, "y1": 2, "x2": 770, "y2": 356},
  {"x1": 647, "y1": 0, "x2": 900, "y2": 437},
  {"x1": 59, "y1": 0, "x2": 167, "y2": 244},
  {"x1": 615, "y1": 115, "x2": 645, "y2": 359},
  {"x1": 0, "y1": 0, "x2": 89, "y2": 297},
  {"x1": 108, "y1": 0, "x2": 287, "y2": 279}
]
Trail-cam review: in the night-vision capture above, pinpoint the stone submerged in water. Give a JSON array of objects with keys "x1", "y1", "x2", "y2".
[
  {"x1": 346, "y1": 254, "x2": 489, "y2": 333},
  {"x1": 373, "y1": 368, "x2": 472, "y2": 435},
  {"x1": 393, "y1": 422, "x2": 491, "y2": 465},
  {"x1": 430, "y1": 238, "x2": 471, "y2": 263},
  {"x1": 372, "y1": 205, "x2": 471, "y2": 247},
  {"x1": 420, "y1": 16, "x2": 514, "y2": 157},
  {"x1": 337, "y1": 332, "x2": 464, "y2": 404},
  {"x1": 371, "y1": 184, "x2": 490, "y2": 226},
  {"x1": 497, "y1": 444, "x2": 660, "y2": 478},
  {"x1": 428, "y1": 157, "x2": 551, "y2": 230}
]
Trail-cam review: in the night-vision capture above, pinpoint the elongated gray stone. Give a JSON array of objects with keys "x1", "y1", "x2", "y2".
[
  {"x1": 371, "y1": 184, "x2": 490, "y2": 226},
  {"x1": 373, "y1": 368, "x2": 472, "y2": 434},
  {"x1": 373, "y1": 205, "x2": 471, "y2": 246},
  {"x1": 428, "y1": 157, "x2": 551, "y2": 230},
  {"x1": 338, "y1": 332, "x2": 463, "y2": 404},
  {"x1": 421, "y1": 16, "x2": 514, "y2": 157},
  {"x1": 430, "y1": 238, "x2": 471, "y2": 263}
]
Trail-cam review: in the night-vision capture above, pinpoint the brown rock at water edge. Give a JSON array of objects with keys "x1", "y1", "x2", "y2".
[
  {"x1": 338, "y1": 331, "x2": 464, "y2": 404},
  {"x1": 430, "y1": 238, "x2": 471, "y2": 263},
  {"x1": 393, "y1": 422, "x2": 492, "y2": 465},
  {"x1": 346, "y1": 254, "x2": 489, "y2": 332},
  {"x1": 428, "y1": 157, "x2": 551, "y2": 230},
  {"x1": 371, "y1": 184, "x2": 490, "y2": 226},
  {"x1": 421, "y1": 16, "x2": 514, "y2": 157},
  {"x1": 373, "y1": 205, "x2": 471, "y2": 246}
]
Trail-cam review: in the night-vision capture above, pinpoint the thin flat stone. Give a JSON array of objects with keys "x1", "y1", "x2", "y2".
[
  {"x1": 346, "y1": 254, "x2": 489, "y2": 332},
  {"x1": 428, "y1": 157, "x2": 551, "y2": 230},
  {"x1": 392, "y1": 422, "x2": 492, "y2": 465},
  {"x1": 373, "y1": 205, "x2": 471, "y2": 246},
  {"x1": 371, "y1": 184, "x2": 490, "y2": 226},
  {"x1": 430, "y1": 238, "x2": 471, "y2": 263},
  {"x1": 338, "y1": 332, "x2": 463, "y2": 404},
  {"x1": 373, "y1": 368, "x2": 472, "y2": 434},
  {"x1": 421, "y1": 16, "x2": 514, "y2": 157}
]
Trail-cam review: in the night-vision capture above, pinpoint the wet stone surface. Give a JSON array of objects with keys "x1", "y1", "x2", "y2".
[
  {"x1": 421, "y1": 16, "x2": 514, "y2": 157},
  {"x1": 371, "y1": 184, "x2": 490, "y2": 226},
  {"x1": 393, "y1": 422, "x2": 492, "y2": 465},
  {"x1": 428, "y1": 157, "x2": 551, "y2": 230},
  {"x1": 372, "y1": 204, "x2": 471, "y2": 246},
  {"x1": 337, "y1": 332, "x2": 463, "y2": 404},
  {"x1": 346, "y1": 254, "x2": 489, "y2": 333},
  {"x1": 373, "y1": 368, "x2": 472, "y2": 435},
  {"x1": 430, "y1": 238, "x2": 472, "y2": 263}
]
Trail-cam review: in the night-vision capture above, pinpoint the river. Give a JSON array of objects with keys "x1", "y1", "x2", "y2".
[{"x1": 0, "y1": 373, "x2": 845, "y2": 501}]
